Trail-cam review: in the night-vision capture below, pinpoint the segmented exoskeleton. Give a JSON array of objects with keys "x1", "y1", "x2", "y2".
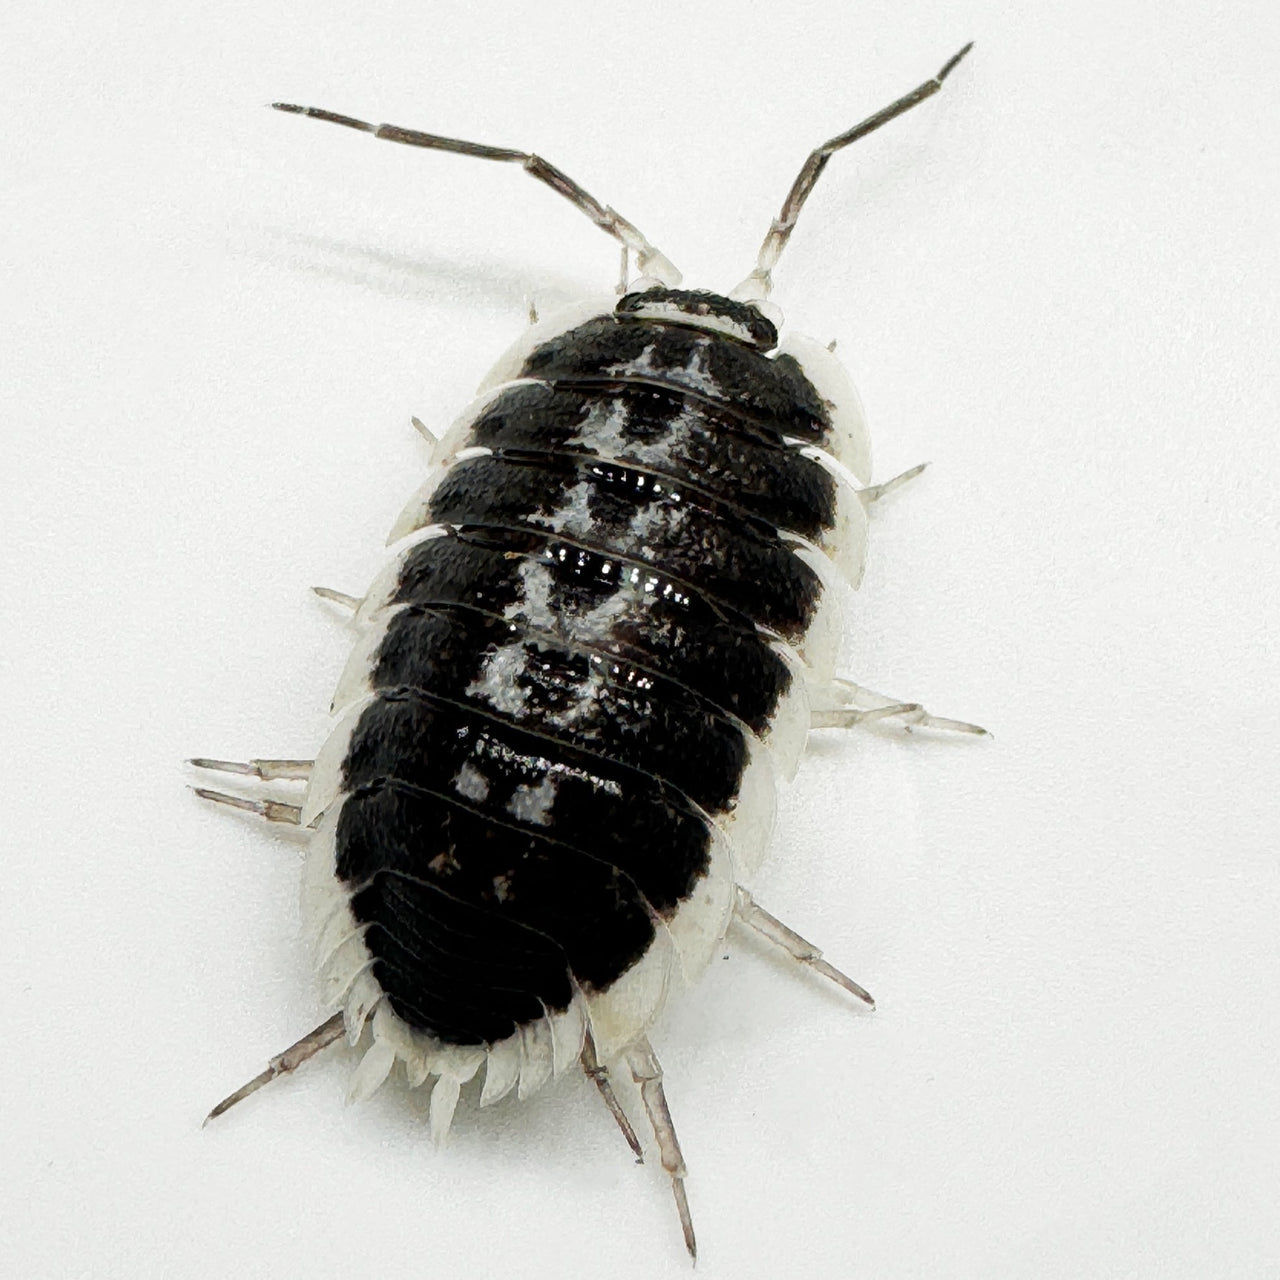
[{"x1": 194, "y1": 46, "x2": 981, "y2": 1260}]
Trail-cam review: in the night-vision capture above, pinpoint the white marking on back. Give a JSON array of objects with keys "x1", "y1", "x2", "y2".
[
  {"x1": 605, "y1": 336, "x2": 721, "y2": 397},
  {"x1": 507, "y1": 776, "x2": 557, "y2": 826},
  {"x1": 568, "y1": 397, "x2": 633, "y2": 458},
  {"x1": 543, "y1": 478, "x2": 597, "y2": 539},
  {"x1": 465, "y1": 643, "x2": 533, "y2": 718},
  {"x1": 452, "y1": 760, "x2": 490, "y2": 803}
]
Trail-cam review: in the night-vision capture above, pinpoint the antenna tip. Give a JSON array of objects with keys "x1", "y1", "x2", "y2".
[{"x1": 939, "y1": 42, "x2": 975, "y2": 82}]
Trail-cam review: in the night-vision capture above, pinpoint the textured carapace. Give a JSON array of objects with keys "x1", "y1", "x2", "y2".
[{"x1": 300, "y1": 287, "x2": 868, "y2": 1078}]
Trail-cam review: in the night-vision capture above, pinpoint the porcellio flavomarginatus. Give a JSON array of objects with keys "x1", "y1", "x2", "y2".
[{"x1": 193, "y1": 45, "x2": 982, "y2": 1260}]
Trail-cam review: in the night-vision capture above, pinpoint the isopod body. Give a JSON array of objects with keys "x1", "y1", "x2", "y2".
[
  {"x1": 305, "y1": 287, "x2": 868, "y2": 1094},
  {"x1": 197, "y1": 46, "x2": 980, "y2": 1260}
]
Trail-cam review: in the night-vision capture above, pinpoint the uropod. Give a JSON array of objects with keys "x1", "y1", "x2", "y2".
[{"x1": 194, "y1": 45, "x2": 983, "y2": 1260}]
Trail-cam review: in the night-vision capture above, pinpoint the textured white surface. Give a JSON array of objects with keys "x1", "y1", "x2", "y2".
[{"x1": 3, "y1": 2, "x2": 1279, "y2": 1276}]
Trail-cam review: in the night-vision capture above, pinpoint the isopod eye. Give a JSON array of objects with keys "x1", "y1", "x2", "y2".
[{"x1": 614, "y1": 288, "x2": 779, "y2": 350}]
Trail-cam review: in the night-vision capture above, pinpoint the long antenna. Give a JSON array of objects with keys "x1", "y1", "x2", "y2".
[
  {"x1": 733, "y1": 43, "x2": 973, "y2": 301},
  {"x1": 271, "y1": 103, "x2": 681, "y2": 287}
]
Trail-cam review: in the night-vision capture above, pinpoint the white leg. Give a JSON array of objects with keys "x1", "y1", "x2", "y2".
[
  {"x1": 810, "y1": 678, "x2": 989, "y2": 737},
  {"x1": 732, "y1": 887, "x2": 875, "y2": 1008},
  {"x1": 626, "y1": 1037, "x2": 696, "y2": 1261},
  {"x1": 410, "y1": 414, "x2": 443, "y2": 442},
  {"x1": 859, "y1": 461, "x2": 929, "y2": 505},
  {"x1": 312, "y1": 585, "x2": 362, "y2": 612},
  {"x1": 205, "y1": 1014, "x2": 345, "y2": 1125}
]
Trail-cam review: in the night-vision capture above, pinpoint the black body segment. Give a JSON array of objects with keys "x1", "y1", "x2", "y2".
[
  {"x1": 338, "y1": 781, "x2": 654, "y2": 1042},
  {"x1": 346, "y1": 852, "x2": 574, "y2": 1044},
  {"x1": 517, "y1": 314, "x2": 832, "y2": 441},
  {"x1": 387, "y1": 527, "x2": 795, "y2": 734},
  {"x1": 341, "y1": 688, "x2": 715, "y2": 914},
  {"x1": 424, "y1": 453, "x2": 823, "y2": 641},
  {"x1": 461, "y1": 381, "x2": 839, "y2": 541},
  {"x1": 369, "y1": 603, "x2": 751, "y2": 814}
]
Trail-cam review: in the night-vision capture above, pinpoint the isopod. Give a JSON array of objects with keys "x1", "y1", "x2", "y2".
[{"x1": 194, "y1": 44, "x2": 982, "y2": 1260}]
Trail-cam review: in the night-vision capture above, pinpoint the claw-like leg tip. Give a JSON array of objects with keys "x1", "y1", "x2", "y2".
[
  {"x1": 673, "y1": 1179, "x2": 697, "y2": 1262},
  {"x1": 204, "y1": 1014, "x2": 345, "y2": 1128},
  {"x1": 203, "y1": 1067, "x2": 274, "y2": 1127},
  {"x1": 188, "y1": 757, "x2": 254, "y2": 775},
  {"x1": 812, "y1": 956, "x2": 876, "y2": 1008},
  {"x1": 850, "y1": 983, "x2": 877, "y2": 1010},
  {"x1": 191, "y1": 785, "x2": 256, "y2": 811},
  {"x1": 928, "y1": 717, "x2": 991, "y2": 737}
]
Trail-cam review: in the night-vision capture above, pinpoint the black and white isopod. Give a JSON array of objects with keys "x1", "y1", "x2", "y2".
[{"x1": 193, "y1": 45, "x2": 983, "y2": 1260}]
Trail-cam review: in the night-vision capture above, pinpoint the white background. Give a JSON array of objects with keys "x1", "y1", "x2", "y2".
[{"x1": 3, "y1": 2, "x2": 1278, "y2": 1277}]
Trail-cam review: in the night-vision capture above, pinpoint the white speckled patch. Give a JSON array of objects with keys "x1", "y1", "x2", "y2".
[
  {"x1": 465, "y1": 643, "x2": 535, "y2": 719},
  {"x1": 543, "y1": 478, "x2": 597, "y2": 539},
  {"x1": 506, "y1": 776, "x2": 557, "y2": 826},
  {"x1": 452, "y1": 760, "x2": 490, "y2": 803}
]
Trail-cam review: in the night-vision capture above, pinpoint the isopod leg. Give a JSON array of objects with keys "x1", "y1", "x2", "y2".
[
  {"x1": 809, "y1": 680, "x2": 989, "y2": 737},
  {"x1": 204, "y1": 1013, "x2": 345, "y2": 1125},
  {"x1": 271, "y1": 103, "x2": 681, "y2": 286},
  {"x1": 809, "y1": 701, "x2": 929, "y2": 732},
  {"x1": 189, "y1": 758, "x2": 314, "y2": 781},
  {"x1": 313, "y1": 585, "x2": 362, "y2": 612},
  {"x1": 860, "y1": 461, "x2": 929, "y2": 505},
  {"x1": 732, "y1": 887, "x2": 875, "y2": 1009},
  {"x1": 189, "y1": 758, "x2": 315, "y2": 825},
  {"x1": 191, "y1": 788, "x2": 303, "y2": 826},
  {"x1": 581, "y1": 1026, "x2": 643, "y2": 1162},
  {"x1": 626, "y1": 1037, "x2": 696, "y2": 1262},
  {"x1": 409, "y1": 415, "x2": 442, "y2": 443}
]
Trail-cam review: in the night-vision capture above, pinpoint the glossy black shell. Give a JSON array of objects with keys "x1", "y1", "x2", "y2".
[{"x1": 332, "y1": 297, "x2": 842, "y2": 1046}]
